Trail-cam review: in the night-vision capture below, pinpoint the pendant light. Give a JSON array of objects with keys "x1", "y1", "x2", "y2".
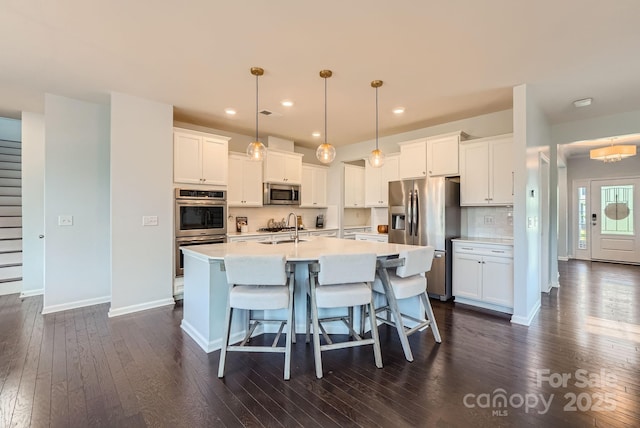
[
  {"x1": 368, "y1": 80, "x2": 385, "y2": 168},
  {"x1": 246, "y1": 67, "x2": 266, "y2": 161},
  {"x1": 316, "y1": 69, "x2": 336, "y2": 164}
]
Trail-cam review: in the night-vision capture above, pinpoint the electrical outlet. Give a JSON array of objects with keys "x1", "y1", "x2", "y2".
[
  {"x1": 142, "y1": 215, "x2": 158, "y2": 226},
  {"x1": 484, "y1": 215, "x2": 494, "y2": 225},
  {"x1": 58, "y1": 215, "x2": 73, "y2": 226}
]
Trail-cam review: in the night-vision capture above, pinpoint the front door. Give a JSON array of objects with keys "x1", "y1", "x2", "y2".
[{"x1": 591, "y1": 178, "x2": 640, "y2": 263}]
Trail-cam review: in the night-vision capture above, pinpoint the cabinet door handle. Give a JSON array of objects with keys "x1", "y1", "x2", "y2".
[
  {"x1": 491, "y1": 250, "x2": 505, "y2": 253},
  {"x1": 461, "y1": 247, "x2": 473, "y2": 250},
  {"x1": 511, "y1": 171, "x2": 514, "y2": 196}
]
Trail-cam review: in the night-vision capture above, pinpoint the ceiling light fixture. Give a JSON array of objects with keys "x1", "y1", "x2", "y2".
[
  {"x1": 573, "y1": 98, "x2": 592, "y2": 108},
  {"x1": 368, "y1": 80, "x2": 385, "y2": 168},
  {"x1": 312, "y1": 132, "x2": 321, "y2": 137},
  {"x1": 393, "y1": 107, "x2": 405, "y2": 114},
  {"x1": 246, "y1": 67, "x2": 267, "y2": 161},
  {"x1": 281, "y1": 100, "x2": 294, "y2": 107},
  {"x1": 316, "y1": 69, "x2": 336, "y2": 164},
  {"x1": 590, "y1": 139, "x2": 636, "y2": 162},
  {"x1": 224, "y1": 108, "x2": 236, "y2": 115}
]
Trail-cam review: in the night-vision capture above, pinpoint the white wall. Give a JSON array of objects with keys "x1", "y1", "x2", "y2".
[
  {"x1": 43, "y1": 94, "x2": 111, "y2": 313},
  {"x1": 0, "y1": 117, "x2": 21, "y2": 141},
  {"x1": 512, "y1": 85, "x2": 549, "y2": 326},
  {"x1": 109, "y1": 93, "x2": 175, "y2": 316},
  {"x1": 21, "y1": 112, "x2": 45, "y2": 297}
]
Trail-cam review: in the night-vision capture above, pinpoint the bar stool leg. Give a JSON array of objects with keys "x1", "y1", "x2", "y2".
[
  {"x1": 368, "y1": 296, "x2": 383, "y2": 369},
  {"x1": 378, "y1": 266, "x2": 414, "y2": 362},
  {"x1": 218, "y1": 299, "x2": 233, "y2": 378},
  {"x1": 420, "y1": 293, "x2": 441, "y2": 343},
  {"x1": 309, "y1": 276, "x2": 324, "y2": 379}
]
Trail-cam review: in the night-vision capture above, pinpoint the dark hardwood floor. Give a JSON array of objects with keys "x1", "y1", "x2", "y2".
[{"x1": 1, "y1": 260, "x2": 639, "y2": 427}]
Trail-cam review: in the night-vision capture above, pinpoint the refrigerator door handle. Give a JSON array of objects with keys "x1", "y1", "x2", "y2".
[
  {"x1": 407, "y1": 190, "x2": 413, "y2": 236},
  {"x1": 414, "y1": 191, "x2": 419, "y2": 236}
]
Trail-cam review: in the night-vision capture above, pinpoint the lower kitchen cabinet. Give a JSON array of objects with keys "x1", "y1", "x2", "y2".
[{"x1": 452, "y1": 240, "x2": 513, "y2": 313}]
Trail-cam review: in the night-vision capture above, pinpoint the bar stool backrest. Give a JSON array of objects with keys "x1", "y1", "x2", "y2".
[
  {"x1": 317, "y1": 253, "x2": 377, "y2": 285},
  {"x1": 225, "y1": 254, "x2": 287, "y2": 285},
  {"x1": 396, "y1": 246, "x2": 435, "y2": 278}
]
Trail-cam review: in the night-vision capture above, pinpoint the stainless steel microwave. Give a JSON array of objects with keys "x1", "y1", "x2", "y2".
[{"x1": 263, "y1": 183, "x2": 300, "y2": 205}]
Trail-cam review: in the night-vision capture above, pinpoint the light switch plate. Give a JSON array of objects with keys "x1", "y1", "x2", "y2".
[
  {"x1": 142, "y1": 215, "x2": 158, "y2": 226},
  {"x1": 58, "y1": 215, "x2": 73, "y2": 226}
]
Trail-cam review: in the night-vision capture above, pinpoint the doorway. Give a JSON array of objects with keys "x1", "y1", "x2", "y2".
[{"x1": 590, "y1": 178, "x2": 640, "y2": 264}]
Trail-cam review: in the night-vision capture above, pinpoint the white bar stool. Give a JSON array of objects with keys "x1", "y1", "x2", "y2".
[
  {"x1": 372, "y1": 246, "x2": 441, "y2": 362},
  {"x1": 306, "y1": 252, "x2": 382, "y2": 378},
  {"x1": 218, "y1": 254, "x2": 295, "y2": 380}
]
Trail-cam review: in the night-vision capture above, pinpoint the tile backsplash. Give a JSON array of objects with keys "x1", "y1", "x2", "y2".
[
  {"x1": 463, "y1": 206, "x2": 513, "y2": 239},
  {"x1": 228, "y1": 206, "x2": 334, "y2": 232}
]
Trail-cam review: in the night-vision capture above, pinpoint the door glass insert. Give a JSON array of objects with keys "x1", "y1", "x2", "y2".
[
  {"x1": 577, "y1": 186, "x2": 587, "y2": 249},
  {"x1": 600, "y1": 185, "x2": 634, "y2": 235}
]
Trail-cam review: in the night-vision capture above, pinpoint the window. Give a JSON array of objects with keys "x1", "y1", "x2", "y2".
[
  {"x1": 577, "y1": 186, "x2": 587, "y2": 250},
  {"x1": 600, "y1": 185, "x2": 634, "y2": 235}
]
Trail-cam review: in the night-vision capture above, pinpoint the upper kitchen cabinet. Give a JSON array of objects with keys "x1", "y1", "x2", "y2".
[
  {"x1": 426, "y1": 131, "x2": 467, "y2": 177},
  {"x1": 365, "y1": 153, "x2": 399, "y2": 207},
  {"x1": 228, "y1": 152, "x2": 263, "y2": 207},
  {"x1": 459, "y1": 133, "x2": 513, "y2": 206},
  {"x1": 300, "y1": 164, "x2": 328, "y2": 208},
  {"x1": 398, "y1": 138, "x2": 427, "y2": 179},
  {"x1": 344, "y1": 164, "x2": 365, "y2": 208},
  {"x1": 263, "y1": 149, "x2": 303, "y2": 184},
  {"x1": 174, "y1": 128, "x2": 230, "y2": 185}
]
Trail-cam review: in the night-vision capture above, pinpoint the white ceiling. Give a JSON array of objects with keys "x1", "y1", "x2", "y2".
[{"x1": 2, "y1": 1, "x2": 640, "y2": 149}]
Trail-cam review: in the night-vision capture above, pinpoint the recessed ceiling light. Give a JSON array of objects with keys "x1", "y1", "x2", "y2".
[
  {"x1": 573, "y1": 98, "x2": 592, "y2": 108},
  {"x1": 312, "y1": 132, "x2": 321, "y2": 137},
  {"x1": 224, "y1": 108, "x2": 237, "y2": 115},
  {"x1": 393, "y1": 107, "x2": 405, "y2": 114},
  {"x1": 281, "y1": 100, "x2": 294, "y2": 107}
]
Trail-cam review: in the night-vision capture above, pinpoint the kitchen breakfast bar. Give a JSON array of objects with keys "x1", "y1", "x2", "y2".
[{"x1": 180, "y1": 237, "x2": 428, "y2": 354}]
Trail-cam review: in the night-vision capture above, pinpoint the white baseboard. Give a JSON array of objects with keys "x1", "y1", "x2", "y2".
[
  {"x1": 558, "y1": 256, "x2": 569, "y2": 261},
  {"x1": 0, "y1": 280, "x2": 22, "y2": 296},
  {"x1": 42, "y1": 295, "x2": 111, "y2": 315},
  {"x1": 511, "y1": 301, "x2": 541, "y2": 326},
  {"x1": 108, "y1": 298, "x2": 175, "y2": 318},
  {"x1": 181, "y1": 320, "x2": 245, "y2": 353},
  {"x1": 20, "y1": 288, "x2": 44, "y2": 298}
]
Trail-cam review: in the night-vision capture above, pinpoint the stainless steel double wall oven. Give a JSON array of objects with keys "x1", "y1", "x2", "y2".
[{"x1": 175, "y1": 188, "x2": 227, "y2": 276}]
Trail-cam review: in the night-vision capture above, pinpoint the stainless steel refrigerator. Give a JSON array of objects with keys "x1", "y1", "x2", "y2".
[{"x1": 388, "y1": 177, "x2": 461, "y2": 300}]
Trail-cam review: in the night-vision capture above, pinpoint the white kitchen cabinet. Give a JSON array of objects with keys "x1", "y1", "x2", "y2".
[
  {"x1": 452, "y1": 240, "x2": 513, "y2": 313},
  {"x1": 342, "y1": 226, "x2": 371, "y2": 240},
  {"x1": 355, "y1": 233, "x2": 388, "y2": 243},
  {"x1": 310, "y1": 229, "x2": 338, "y2": 237},
  {"x1": 344, "y1": 164, "x2": 365, "y2": 208},
  {"x1": 300, "y1": 164, "x2": 328, "y2": 208},
  {"x1": 174, "y1": 128, "x2": 229, "y2": 185},
  {"x1": 263, "y1": 149, "x2": 303, "y2": 184},
  {"x1": 398, "y1": 138, "x2": 427, "y2": 179},
  {"x1": 227, "y1": 153, "x2": 263, "y2": 207},
  {"x1": 426, "y1": 131, "x2": 467, "y2": 177},
  {"x1": 459, "y1": 134, "x2": 513, "y2": 206},
  {"x1": 227, "y1": 234, "x2": 272, "y2": 243},
  {"x1": 365, "y1": 153, "x2": 399, "y2": 207}
]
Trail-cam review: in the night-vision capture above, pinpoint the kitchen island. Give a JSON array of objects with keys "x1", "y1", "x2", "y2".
[{"x1": 180, "y1": 237, "x2": 419, "y2": 353}]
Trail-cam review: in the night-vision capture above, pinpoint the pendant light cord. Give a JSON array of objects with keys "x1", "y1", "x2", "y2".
[
  {"x1": 324, "y1": 76, "x2": 328, "y2": 145},
  {"x1": 255, "y1": 73, "x2": 259, "y2": 142},
  {"x1": 375, "y1": 86, "x2": 379, "y2": 150}
]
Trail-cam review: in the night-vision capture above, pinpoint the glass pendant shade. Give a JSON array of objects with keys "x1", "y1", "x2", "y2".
[
  {"x1": 247, "y1": 67, "x2": 265, "y2": 161},
  {"x1": 316, "y1": 142, "x2": 336, "y2": 164},
  {"x1": 316, "y1": 70, "x2": 336, "y2": 164},
  {"x1": 590, "y1": 144, "x2": 636, "y2": 162},
  {"x1": 247, "y1": 140, "x2": 266, "y2": 161},
  {"x1": 368, "y1": 79, "x2": 385, "y2": 168},
  {"x1": 369, "y1": 148, "x2": 385, "y2": 168}
]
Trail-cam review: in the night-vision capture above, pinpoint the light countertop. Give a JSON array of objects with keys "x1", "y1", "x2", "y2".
[
  {"x1": 182, "y1": 236, "x2": 415, "y2": 262},
  {"x1": 453, "y1": 237, "x2": 514, "y2": 246}
]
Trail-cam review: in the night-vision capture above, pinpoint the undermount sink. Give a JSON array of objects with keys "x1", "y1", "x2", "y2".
[{"x1": 258, "y1": 239, "x2": 309, "y2": 245}]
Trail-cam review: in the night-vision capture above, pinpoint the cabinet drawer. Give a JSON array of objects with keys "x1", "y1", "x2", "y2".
[{"x1": 454, "y1": 243, "x2": 513, "y2": 258}]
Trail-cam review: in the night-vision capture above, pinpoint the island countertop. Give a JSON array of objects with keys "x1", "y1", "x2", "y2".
[{"x1": 181, "y1": 236, "x2": 416, "y2": 262}]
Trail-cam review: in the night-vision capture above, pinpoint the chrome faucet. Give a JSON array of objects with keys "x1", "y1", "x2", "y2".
[{"x1": 287, "y1": 212, "x2": 299, "y2": 244}]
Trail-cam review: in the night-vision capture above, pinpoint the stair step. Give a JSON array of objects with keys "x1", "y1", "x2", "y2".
[
  {"x1": 0, "y1": 228, "x2": 21, "y2": 239},
  {"x1": 0, "y1": 147, "x2": 20, "y2": 156},
  {"x1": 0, "y1": 140, "x2": 21, "y2": 149},
  {"x1": 0, "y1": 217, "x2": 21, "y2": 228},
  {"x1": 0, "y1": 206, "x2": 21, "y2": 216},
  {"x1": 0, "y1": 240, "x2": 22, "y2": 252},
  {"x1": 0, "y1": 265, "x2": 22, "y2": 281}
]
